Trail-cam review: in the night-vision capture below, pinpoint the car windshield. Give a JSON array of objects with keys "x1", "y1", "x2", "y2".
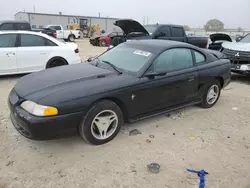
[
  {"x1": 144, "y1": 25, "x2": 158, "y2": 34},
  {"x1": 98, "y1": 44, "x2": 153, "y2": 73},
  {"x1": 239, "y1": 34, "x2": 250, "y2": 43}
]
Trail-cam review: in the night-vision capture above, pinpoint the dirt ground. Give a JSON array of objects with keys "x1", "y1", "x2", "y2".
[{"x1": 0, "y1": 39, "x2": 250, "y2": 188}]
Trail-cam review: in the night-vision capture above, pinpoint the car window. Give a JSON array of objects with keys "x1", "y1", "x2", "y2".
[
  {"x1": 171, "y1": 27, "x2": 184, "y2": 37},
  {"x1": 16, "y1": 23, "x2": 31, "y2": 30},
  {"x1": 0, "y1": 23, "x2": 15, "y2": 30},
  {"x1": 46, "y1": 39, "x2": 57, "y2": 46},
  {"x1": 153, "y1": 48, "x2": 193, "y2": 72},
  {"x1": 49, "y1": 26, "x2": 61, "y2": 30},
  {"x1": 0, "y1": 34, "x2": 17, "y2": 48},
  {"x1": 20, "y1": 34, "x2": 46, "y2": 47},
  {"x1": 194, "y1": 51, "x2": 205, "y2": 64},
  {"x1": 156, "y1": 26, "x2": 170, "y2": 37}
]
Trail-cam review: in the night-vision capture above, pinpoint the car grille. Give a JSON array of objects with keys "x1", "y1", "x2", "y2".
[{"x1": 223, "y1": 48, "x2": 250, "y2": 64}]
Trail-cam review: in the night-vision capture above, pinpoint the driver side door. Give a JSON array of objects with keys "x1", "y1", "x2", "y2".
[{"x1": 131, "y1": 48, "x2": 198, "y2": 117}]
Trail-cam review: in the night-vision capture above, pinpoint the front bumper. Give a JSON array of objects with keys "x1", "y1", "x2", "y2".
[
  {"x1": 231, "y1": 64, "x2": 250, "y2": 75},
  {"x1": 8, "y1": 91, "x2": 84, "y2": 140}
]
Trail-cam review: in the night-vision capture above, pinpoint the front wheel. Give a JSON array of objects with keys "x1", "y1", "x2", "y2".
[
  {"x1": 78, "y1": 100, "x2": 124, "y2": 145},
  {"x1": 68, "y1": 35, "x2": 75, "y2": 42},
  {"x1": 99, "y1": 40, "x2": 107, "y2": 47},
  {"x1": 200, "y1": 80, "x2": 221, "y2": 108}
]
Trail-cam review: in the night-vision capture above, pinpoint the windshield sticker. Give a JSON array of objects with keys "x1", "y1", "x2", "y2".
[{"x1": 133, "y1": 50, "x2": 151, "y2": 57}]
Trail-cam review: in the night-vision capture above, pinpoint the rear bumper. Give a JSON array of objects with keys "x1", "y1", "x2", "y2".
[
  {"x1": 69, "y1": 58, "x2": 82, "y2": 64},
  {"x1": 8, "y1": 100, "x2": 84, "y2": 140},
  {"x1": 231, "y1": 64, "x2": 250, "y2": 75}
]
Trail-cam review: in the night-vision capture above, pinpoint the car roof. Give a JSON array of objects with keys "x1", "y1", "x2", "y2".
[
  {"x1": 0, "y1": 20, "x2": 29, "y2": 24},
  {"x1": 125, "y1": 39, "x2": 195, "y2": 52},
  {"x1": 144, "y1": 24, "x2": 183, "y2": 28},
  {"x1": 0, "y1": 30, "x2": 46, "y2": 36}
]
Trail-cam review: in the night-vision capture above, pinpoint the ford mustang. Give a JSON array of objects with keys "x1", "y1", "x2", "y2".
[{"x1": 8, "y1": 40, "x2": 231, "y2": 145}]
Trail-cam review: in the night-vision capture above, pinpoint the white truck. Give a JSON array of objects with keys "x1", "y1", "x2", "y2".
[{"x1": 44, "y1": 25, "x2": 81, "y2": 42}]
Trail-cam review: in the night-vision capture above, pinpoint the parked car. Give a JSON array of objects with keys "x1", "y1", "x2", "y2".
[
  {"x1": 221, "y1": 33, "x2": 250, "y2": 75},
  {"x1": 0, "y1": 31, "x2": 81, "y2": 75},
  {"x1": 112, "y1": 19, "x2": 208, "y2": 48},
  {"x1": 89, "y1": 32, "x2": 123, "y2": 46},
  {"x1": 8, "y1": 40, "x2": 231, "y2": 145},
  {"x1": 44, "y1": 25, "x2": 81, "y2": 42},
  {"x1": 0, "y1": 20, "x2": 31, "y2": 31}
]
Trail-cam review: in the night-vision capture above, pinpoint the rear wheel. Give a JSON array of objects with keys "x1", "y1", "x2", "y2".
[
  {"x1": 46, "y1": 58, "x2": 68, "y2": 69},
  {"x1": 200, "y1": 80, "x2": 221, "y2": 108},
  {"x1": 78, "y1": 100, "x2": 123, "y2": 145},
  {"x1": 68, "y1": 34, "x2": 75, "y2": 42}
]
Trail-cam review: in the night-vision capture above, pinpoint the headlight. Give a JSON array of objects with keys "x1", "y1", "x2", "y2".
[{"x1": 20, "y1": 101, "x2": 58, "y2": 117}]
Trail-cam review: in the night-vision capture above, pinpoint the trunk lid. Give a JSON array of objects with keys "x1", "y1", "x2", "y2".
[{"x1": 114, "y1": 19, "x2": 149, "y2": 35}]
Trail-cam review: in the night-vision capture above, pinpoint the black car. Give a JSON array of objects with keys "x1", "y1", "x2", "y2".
[
  {"x1": 8, "y1": 40, "x2": 231, "y2": 145},
  {"x1": 112, "y1": 19, "x2": 208, "y2": 48}
]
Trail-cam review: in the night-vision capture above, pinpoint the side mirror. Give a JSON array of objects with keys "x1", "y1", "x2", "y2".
[{"x1": 235, "y1": 37, "x2": 242, "y2": 42}]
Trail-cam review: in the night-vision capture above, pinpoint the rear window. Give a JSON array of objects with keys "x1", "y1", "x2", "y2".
[
  {"x1": 0, "y1": 23, "x2": 15, "y2": 30},
  {"x1": 171, "y1": 27, "x2": 184, "y2": 37}
]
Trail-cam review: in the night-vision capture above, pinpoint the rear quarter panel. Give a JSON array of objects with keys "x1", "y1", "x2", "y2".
[{"x1": 196, "y1": 59, "x2": 231, "y2": 94}]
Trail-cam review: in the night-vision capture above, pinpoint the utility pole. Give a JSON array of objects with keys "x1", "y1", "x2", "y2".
[
  {"x1": 98, "y1": 12, "x2": 100, "y2": 17},
  {"x1": 147, "y1": 16, "x2": 149, "y2": 24},
  {"x1": 143, "y1": 16, "x2": 145, "y2": 25},
  {"x1": 33, "y1": 5, "x2": 36, "y2": 13}
]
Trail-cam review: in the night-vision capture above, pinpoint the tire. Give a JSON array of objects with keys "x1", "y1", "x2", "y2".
[
  {"x1": 99, "y1": 40, "x2": 107, "y2": 47},
  {"x1": 68, "y1": 34, "x2": 75, "y2": 42},
  {"x1": 78, "y1": 100, "x2": 124, "y2": 145},
  {"x1": 200, "y1": 80, "x2": 221, "y2": 108},
  {"x1": 46, "y1": 58, "x2": 68, "y2": 69}
]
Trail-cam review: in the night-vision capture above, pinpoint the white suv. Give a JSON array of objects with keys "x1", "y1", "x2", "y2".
[{"x1": 0, "y1": 30, "x2": 82, "y2": 76}]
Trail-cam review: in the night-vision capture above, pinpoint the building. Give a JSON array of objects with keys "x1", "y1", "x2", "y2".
[{"x1": 14, "y1": 11, "x2": 122, "y2": 32}]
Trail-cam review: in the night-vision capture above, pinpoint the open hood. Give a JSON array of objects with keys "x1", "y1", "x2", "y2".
[
  {"x1": 210, "y1": 33, "x2": 232, "y2": 43},
  {"x1": 114, "y1": 19, "x2": 149, "y2": 35}
]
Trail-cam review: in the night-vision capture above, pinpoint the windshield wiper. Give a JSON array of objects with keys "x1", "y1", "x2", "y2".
[{"x1": 100, "y1": 60, "x2": 122, "y2": 74}]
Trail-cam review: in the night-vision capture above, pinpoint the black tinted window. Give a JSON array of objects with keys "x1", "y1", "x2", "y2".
[
  {"x1": 171, "y1": 27, "x2": 184, "y2": 37},
  {"x1": 16, "y1": 23, "x2": 31, "y2": 30},
  {"x1": 154, "y1": 48, "x2": 193, "y2": 72},
  {"x1": 157, "y1": 26, "x2": 170, "y2": 37},
  {"x1": 194, "y1": 51, "x2": 205, "y2": 64},
  {"x1": 49, "y1": 26, "x2": 61, "y2": 30},
  {"x1": 0, "y1": 23, "x2": 15, "y2": 30},
  {"x1": 20, "y1": 34, "x2": 46, "y2": 47},
  {"x1": 46, "y1": 39, "x2": 57, "y2": 46},
  {"x1": 0, "y1": 34, "x2": 16, "y2": 47}
]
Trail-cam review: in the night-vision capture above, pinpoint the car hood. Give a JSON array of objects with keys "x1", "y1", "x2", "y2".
[
  {"x1": 14, "y1": 63, "x2": 137, "y2": 105},
  {"x1": 222, "y1": 41, "x2": 250, "y2": 51},
  {"x1": 114, "y1": 19, "x2": 149, "y2": 35},
  {"x1": 210, "y1": 33, "x2": 232, "y2": 42}
]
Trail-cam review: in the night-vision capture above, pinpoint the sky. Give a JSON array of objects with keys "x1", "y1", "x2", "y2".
[{"x1": 1, "y1": 0, "x2": 250, "y2": 29}]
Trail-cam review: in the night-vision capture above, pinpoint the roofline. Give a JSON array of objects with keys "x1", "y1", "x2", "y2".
[{"x1": 14, "y1": 11, "x2": 123, "y2": 20}]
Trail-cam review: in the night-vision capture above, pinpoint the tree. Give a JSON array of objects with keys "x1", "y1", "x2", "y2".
[
  {"x1": 183, "y1": 25, "x2": 190, "y2": 31},
  {"x1": 204, "y1": 19, "x2": 224, "y2": 31}
]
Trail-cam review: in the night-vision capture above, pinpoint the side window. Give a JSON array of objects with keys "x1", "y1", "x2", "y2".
[
  {"x1": 171, "y1": 27, "x2": 184, "y2": 37},
  {"x1": 0, "y1": 34, "x2": 17, "y2": 48},
  {"x1": 46, "y1": 39, "x2": 57, "y2": 46},
  {"x1": 194, "y1": 51, "x2": 205, "y2": 64},
  {"x1": 156, "y1": 26, "x2": 170, "y2": 37},
  {"x1": 16, "y1": 23, "x2": 31, "y2": 30},
  {"x1": 20, "y1": 34, "x2": 46, "y2": 47},
  {"x1": 0, "y1": 23, "x2": 15, "y2": 30},
  {"x1": 154, "y1": 48, "x2": 193, "y2": 72},
  {"x1": 55, "y1": 26, "x2": 62, "y2": 30}
]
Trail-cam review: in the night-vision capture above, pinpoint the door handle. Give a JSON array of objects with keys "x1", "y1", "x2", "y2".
[
  {"x1": 40, "y1": 52, "x2": 47, "y2": 55},
  {"x1": 188, "y1": 76, "x2": 195, "y2": 82}
]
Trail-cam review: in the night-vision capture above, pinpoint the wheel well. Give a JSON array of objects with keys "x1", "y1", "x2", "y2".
[
  {"x1": 46, "y1": 57, "x2": 68, "y2": 68},
  {"x1": 90, "y1": 97, "x2": 129, "y2": 121},
  {"x1": 215, "y1": 76, "x2": 224, "y2": 87},
  {"x1": 69, "y1": 34, "x2": 76, "y2": 38}
]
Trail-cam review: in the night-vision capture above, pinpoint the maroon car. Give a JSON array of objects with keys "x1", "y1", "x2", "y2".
[{"x1": 89, "y1": 32, "x2": 123, "y2": 46}]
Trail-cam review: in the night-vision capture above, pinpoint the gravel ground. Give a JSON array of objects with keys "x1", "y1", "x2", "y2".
[{"x1": 0, "y1": 39, "x2": 250, "y2": 188}]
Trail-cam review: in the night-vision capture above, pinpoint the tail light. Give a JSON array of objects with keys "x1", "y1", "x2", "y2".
[
  {"x1": 53, "y1": 31, "x2": 57, "y2": 38},
  {"x1": 74, "y1": 48, "x2": 79, "y2": 53}
]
